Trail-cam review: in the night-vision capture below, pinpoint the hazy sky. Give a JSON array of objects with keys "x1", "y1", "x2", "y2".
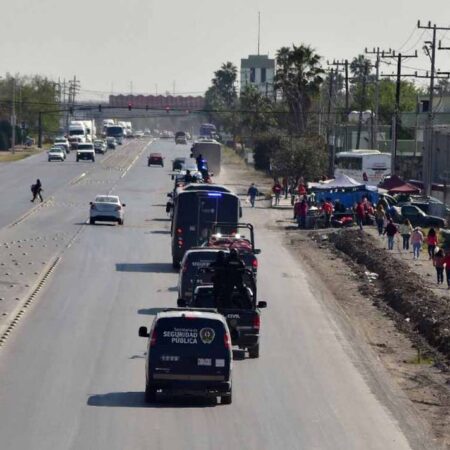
[{"x1": 1, "y1": 0, "x2": 450, "y2": 100}]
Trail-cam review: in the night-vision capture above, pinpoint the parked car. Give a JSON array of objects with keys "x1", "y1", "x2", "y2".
[
  {"x1": 89, "y1": 195, "x2": 125, "y2": 225},
  {"x1": 148, "y1": 153, "x2": 164, "y2": 167},
  {"x1": 397, "y1": 205, "x2": 447, "y2": 228}
]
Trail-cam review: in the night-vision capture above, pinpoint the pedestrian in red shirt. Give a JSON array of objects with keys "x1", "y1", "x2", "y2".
[
  {"x1": 272, "y1": 181, "x2": 282, "y2": 206},
  {"x1": 427, "y1": 228, "x2": 438, "y2": 259},
  {"x1": 433, "y1": 249, "x2": 445, "y2": 284},
  {"x1": 355, "y1": 201, "x2": 365, "y2": 231},
  {"x1": 321, "y1": 199, "x2": 333, "y2": 228}
]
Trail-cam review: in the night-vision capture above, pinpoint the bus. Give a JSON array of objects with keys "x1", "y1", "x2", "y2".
[
  {"x1": 106, "y1": 125, "x2": 124, "y2": 145},
  {"x1": 171, "y1": 190, "x2": 241, "y2": 268},
  {"x1": 335, "y1": 150, "x2": 391, "y2": 184}
]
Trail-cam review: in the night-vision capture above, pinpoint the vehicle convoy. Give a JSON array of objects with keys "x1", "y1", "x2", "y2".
[
  {"x1": 178, "y1": 267, "x2": 267, "y2": 359},
  {"x1": 395, "y1": 204, "x2": 447, "y2": 228},
  {"x1": 191, "y1": 139, "x2": 222, "y2": 175},
  {"x1": 89, "y1": 195, "x2": 125, "y2": 225},
  {"x1": 76, "y1": 143, "x2": 95, "y2": 162},
  {"x1": 139, "y1": 309, "x2": 233, "y2": 404},
  {"x1": 106, "y1": 125, "x2": 124, "y2": 145},
  {"x1": 171, "y1": 190, "x2": 241, "y2": 267}
]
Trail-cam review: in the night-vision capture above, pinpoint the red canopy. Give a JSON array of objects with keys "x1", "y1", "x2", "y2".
[
  {"x1": 388, "y1": 183, "x2": 421, "y2": 194},
  {"x1": 379, "y1": 174, "x2": 405, "y2": 190}
]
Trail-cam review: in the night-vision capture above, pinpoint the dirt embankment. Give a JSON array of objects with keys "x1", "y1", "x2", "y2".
[{"x1": 328, "y1": 229, "x2": 450, "y2": 361}]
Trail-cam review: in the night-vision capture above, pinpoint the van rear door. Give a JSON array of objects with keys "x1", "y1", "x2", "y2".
[{"x1": 150, "y1": 317, "x2": 230, "y2": 381}]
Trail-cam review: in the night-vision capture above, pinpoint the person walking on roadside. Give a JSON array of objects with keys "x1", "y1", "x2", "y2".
[
  {"x1": 443, "y1": 249, "x2": 450, "y2": 289},
  {"x1": 355, "y1": 201, "x2": 365, "y2": 231},
  {"x1": 321, "y1": 199, "x2": 333, "y2": 228},
  {"x1": 374, "y1": 204, "x2": 386, "y2": 236},
  {"x1": 294, "y1": 198, "x2": 309, "y2": 229},
  {"x1": 272, "y1": 180, "x2": 282, "y2": 206},
  {"x1": 411, "y1": 227, "x2": 424, "y2": 260},
  {"x1": 383, "y1": 219, "x2": 398, "y2": 250},
  {"x1": 31, "y1": 179, "x2": 43, "y2": 202},
  {"x1": 247, "y1": 183, "x2": 258, "y2": 208},
  {"x1": 398, "y1": 218, "x2": 413, "y2": 251},
  {"x1": 427, "y1": 228, "x2": 438, "y2": 259},
  {"x1": 433, "y1": 249, "x2": 445, "y2": 285}
]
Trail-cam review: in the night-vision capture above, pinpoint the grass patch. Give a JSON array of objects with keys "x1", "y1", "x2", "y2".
[
  {"x1": 0, "y1": 148, "x2": 43, "y2": 163},
  {"x1": 223, "y1": 146, "x2": 245, "y2": 165}
]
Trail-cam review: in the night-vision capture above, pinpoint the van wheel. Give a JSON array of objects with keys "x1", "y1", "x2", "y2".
[
  {"x1": 172, "y1": 259, "x2": 180, "y2": 269},
  {"x1": 89, "y1": 218, "x2": 95, "y2": 225},
  {"x1": 248, "y1": 344, "x2": 260, "y2": 359},
  {"x1": 221, "y1": 388, "x2": 232, "y2": 405},
  {"x1": 118, "y1": 219, "x2": 124, "y2": 225},
  {"x1": 145, "y1": 384, "x2": 157, "y2": 403}
]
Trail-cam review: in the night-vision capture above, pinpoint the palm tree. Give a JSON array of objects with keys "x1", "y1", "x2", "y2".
[{"x1": 274, "y1": 44, "x2": 324, "y2": 133}]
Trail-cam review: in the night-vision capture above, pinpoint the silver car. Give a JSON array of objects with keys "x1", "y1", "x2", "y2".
[
  {"x1": 89, "y1": 195, "x2": 125, "y2": 225},
  {"x1": 48, "y1": 147, "x2": 65, "y2": 162}
]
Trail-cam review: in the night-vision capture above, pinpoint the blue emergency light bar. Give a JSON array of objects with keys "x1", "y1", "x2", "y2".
[{"x1": 207, "y1": 192, "x2": 222, "y2": 197}]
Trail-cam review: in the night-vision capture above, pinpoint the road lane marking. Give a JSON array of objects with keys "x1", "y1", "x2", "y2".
[{"x1": 7, "y1": 196, "x2": 55, "y2": 229}]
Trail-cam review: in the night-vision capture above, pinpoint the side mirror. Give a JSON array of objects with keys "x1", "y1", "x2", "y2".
[
  {"x1": 138, "y1": 326, "x2": 149, "y2": 337},
  {"x1": 122, "y1": 203, "x2": 126, "y2": 207},
  {"x1": 210, "y1": 172, "x2": 214, "y2": 177},
  {"x1": 257, "y1": 301, "x2": 267, "y2": 309},
  {"x1": 254, "y1": 249, "x2": 261, "y2": 255},
  {"x1": 167, "y1": 193, "x2": 173, "y2": 198},
  {"x1": 177, "y1": 298, "x2": 187, "y2": 307},
  {"x1": 89, "y1": 201, "x2": 93, "y2": 205}
]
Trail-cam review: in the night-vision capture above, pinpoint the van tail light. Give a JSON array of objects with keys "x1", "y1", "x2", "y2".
[
  {"x1": 176, "y1": 228, "x2": 183, "y2": 235},
  {"x1": 150, "y1": 329, "x2": 157, "y2": 347},
  {"x1": 252, "y1": 315, "x2": 260, "y2": 331},
  {"x1": 224, "y1": 332, "x2": 231, "y2": 349},
  {"x1": 252, "y1": 258, "x2": 258, "y2": 269}
]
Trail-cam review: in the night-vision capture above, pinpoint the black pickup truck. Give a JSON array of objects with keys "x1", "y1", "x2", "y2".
[{"x1": 177, "y1": 269, "x2": 266, "y2": 358}]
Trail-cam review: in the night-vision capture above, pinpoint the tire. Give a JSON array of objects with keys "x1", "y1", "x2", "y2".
[
  {"x1": 76, "y1": 158, "x2": 79, "y2": 162},
  {"x1": 118, "y1": 219, "x2": 124, "y2": 225},
  {"x1": 145, "y1": 384, "x2": 157, "y2": 403},
  {"x1": 89, "y1": 218, "x2": 95, "y2": 225},
  {"x1": 221, "y1": 387, "x2": 232, "y2": 405},
  {"x1": 248, "y1": 343, "x2": 260, "y2": 359},
  {"x1": 172, "y1": 258, "x2": 180, "y2": 269},
  {"x1": 92, "y1": 158, "x2": 95, "y2": 163}
]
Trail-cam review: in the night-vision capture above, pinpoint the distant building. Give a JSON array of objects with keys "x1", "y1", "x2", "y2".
[
  {"x1": 109, "y1": 95, "x2": 205, "y2": 110},
  {"x1": 240, "y1": 54, "x2": 275, "y2": 98}
]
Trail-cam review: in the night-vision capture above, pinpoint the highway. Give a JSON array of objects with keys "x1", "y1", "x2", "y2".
[{"x1": 0, "y1": 138, "x2": 433, "y2": 449}]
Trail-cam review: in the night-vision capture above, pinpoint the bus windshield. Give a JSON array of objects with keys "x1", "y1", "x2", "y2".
[{"x1": 106, "y1": 126, "x2": 124, "y2": 137}]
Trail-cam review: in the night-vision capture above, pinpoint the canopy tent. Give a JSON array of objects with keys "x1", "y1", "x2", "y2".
[
  {"x1": 379, "y1": 174, "x2": 405, "y2": 190},
  {"x1": 309, "y1": 174, "x2": 365, "y2": 190},
  {"x1": 388, "y1": 183, "x2": 421, "y2": 194}
]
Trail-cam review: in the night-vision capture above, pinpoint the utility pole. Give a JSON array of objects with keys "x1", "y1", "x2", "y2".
[
  {"x1": 11, "y1": 78, "x2": 16, "y2": 153},
  {"x1": 417, "y1": 20, "x2": 450, "y2": 195},
  {"x1": 356, "y1": 61, "x2": 369, "y2": 150},
  {"x1": 365, "y1": 48, "x2": 392, "y2": 149},
  {"x1": 380, "y1": 49, "x2": 417, "y2": 174},
  {"x1": 257, "y1": 11, "x2": 261, "y2": 55},
  {"x1": 326, "y1": 69, "x2": 336, "y2": 177}
]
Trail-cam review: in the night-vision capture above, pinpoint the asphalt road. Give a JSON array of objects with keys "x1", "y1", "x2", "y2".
[{"x1": 0, "y1": 138, "x2": 434, "y2": 450}]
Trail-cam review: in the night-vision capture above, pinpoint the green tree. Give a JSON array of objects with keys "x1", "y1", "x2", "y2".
[{"x1": 274, "y1": 44, "x2": 324, "y2": 133}]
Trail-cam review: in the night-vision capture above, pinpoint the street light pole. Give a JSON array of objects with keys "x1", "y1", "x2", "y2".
[{"x1": 11, "y1": 78, "x2": 16, "y2": 154}]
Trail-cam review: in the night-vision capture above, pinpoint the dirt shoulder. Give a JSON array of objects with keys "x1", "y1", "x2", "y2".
[
  {"x1": 220, "y1": 148, "x2": 450, "y2": 449},
  {"x1": 0, "y1": 147, "x2": 45, "y2": 163}
]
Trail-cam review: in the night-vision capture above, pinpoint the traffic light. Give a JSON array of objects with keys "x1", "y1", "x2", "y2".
[
  {"x1": 128, "y1": 103, "x2": 132, "y2": 111},
  {"x1": 98, "y1": 104, "x2": 102, "y2": 112}
]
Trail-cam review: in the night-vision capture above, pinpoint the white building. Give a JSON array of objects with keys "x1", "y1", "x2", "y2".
[{"x1": 240, "y1": 54, "x2": 275, "y2": 98}]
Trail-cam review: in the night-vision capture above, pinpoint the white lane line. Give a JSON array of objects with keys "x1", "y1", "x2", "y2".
[
  {"x1": 70, "y1": 172, "x2": 87, "y2": 185},
  {"x1": 120, "y1": 139, "x2": 154, "y2": 179}
]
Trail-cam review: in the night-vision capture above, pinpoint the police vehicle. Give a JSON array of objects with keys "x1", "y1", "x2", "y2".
[{"x1": 139, "y1": 309, "x2": 233, "y2": 404}]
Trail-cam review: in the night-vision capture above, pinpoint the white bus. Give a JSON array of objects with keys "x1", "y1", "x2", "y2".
[{"x1": 335, "y1": 150, "x2": 391, "y2": 184}]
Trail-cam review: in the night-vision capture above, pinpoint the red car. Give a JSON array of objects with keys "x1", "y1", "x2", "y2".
[{"x1": 148, "y1": 153, "x2": 164, "y2": 167}]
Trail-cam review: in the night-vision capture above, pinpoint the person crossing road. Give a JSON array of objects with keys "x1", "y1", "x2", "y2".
[{"x1": 31, "y1": 179, "x2": 43, "y2": 203}]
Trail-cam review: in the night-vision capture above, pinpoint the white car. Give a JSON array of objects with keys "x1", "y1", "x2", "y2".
[
  {"x1": 48, "y1": 147, "x2": 65, "y2": 162},
  {"x1": 54, "y1": 137, "x2": 70, "y2": 153},
  {"x1": 76, "y1": 143, "x2": 95, "y2": 162},
  {"x1": 89, "y1": 195, "x2": 125, "y2": 225}
]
